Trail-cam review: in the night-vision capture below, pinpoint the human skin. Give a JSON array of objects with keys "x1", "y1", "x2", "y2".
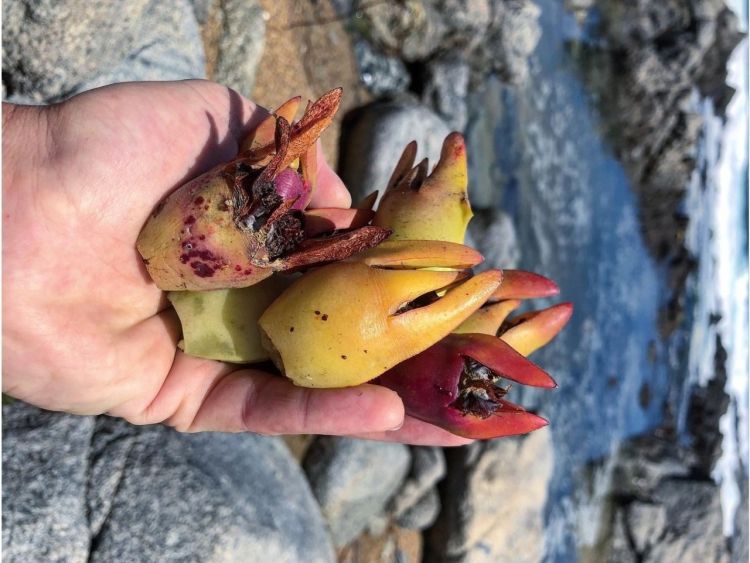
[{"x1": 2, "y1": 80, "x2": 471, "y2": 446}]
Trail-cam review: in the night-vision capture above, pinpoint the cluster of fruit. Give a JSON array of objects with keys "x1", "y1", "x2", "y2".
[{"x1": 136, "y1": 89, "x2": 571, "y2": 439}]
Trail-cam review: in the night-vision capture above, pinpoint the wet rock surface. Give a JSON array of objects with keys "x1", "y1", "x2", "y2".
[
  {"x1": 303, "y1": 437, "x2": 411, "y2": 548},
  {"x1": 590, "y1": 434, "x2": 731, "y2": 563},
  {"x1": 572, "y1": 0, "x2": 743, "y2": 337},
  {"x1": 587, "y1": 335, "x2": 738, "y2": 562}
]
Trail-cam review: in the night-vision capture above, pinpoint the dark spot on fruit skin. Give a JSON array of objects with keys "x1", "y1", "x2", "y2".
[
  {"x1": 341, "y1": 355, "x2": 347, "y2": 360},
  {"x1": 243, "y1": 268, "x2": 252, "y2": 275},
  {"x1": 235, "y1": 265, "x2": 242, "y2": 271},
  {"x1": 194, "y1": 196, "x2": 205, "y2": 205},
  {"x1": 322, "y1": 314, "x2": 328, "y2": 321},
  {"x1": 185, "y1": 215, "x2": 196, "y2": 225},
  {"x1": 191, "y1": 262, "x2": 215, "y2": 277},
  {"x1": 315, "y1": 311, "x2": 320, "y2": 315},
  {"x1": 199, "y1": 235, "x2": 206, "y2": 240},
  {"x1": 290, "y1": 327, "x2": 295, "y2": 332}
]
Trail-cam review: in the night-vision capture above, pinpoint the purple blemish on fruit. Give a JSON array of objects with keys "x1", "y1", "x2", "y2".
[
  {"x1": 185, "y1": 215, "x2": 196, "y2": 225},
  {"x1": 180, "y1": 248, "x2": 217, "y2": 265},
  {"x1": 191, "y1": 262, "x2": 215, "y2": 277},
  {"x1": 194, "y1": 196, "x2": 205, "y2": 205},
  {"x1": 243, "y1": 268, "x2": 253, "y2": 275},
  {"x1": 199, "y1": 235, "x2": 206, "y2": 240},
  {"x1": 235, "y1": 265, "x2": 242, "y2": 272}
]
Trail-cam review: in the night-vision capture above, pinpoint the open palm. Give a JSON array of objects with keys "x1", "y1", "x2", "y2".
[{"x1": 2, "y1": 80, "x2": 469, "y2": 445}]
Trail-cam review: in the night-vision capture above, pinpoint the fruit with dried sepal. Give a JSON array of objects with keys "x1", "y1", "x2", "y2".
[
  {"x1": 373, "y1": 133, "x2": 472, "y2": 244},
  {"x1": 137, "y1": 88, "x2": 389, "y2": 291}
]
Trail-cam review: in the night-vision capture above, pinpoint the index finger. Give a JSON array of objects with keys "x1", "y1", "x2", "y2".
[{"x1": 308, "y1": 140, "x2": 352, "y2": 209}]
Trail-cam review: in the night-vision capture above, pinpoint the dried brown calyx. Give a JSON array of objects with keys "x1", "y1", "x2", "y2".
[{"x1": 451, "y1": 358, "x2": 511, "y2": 418}]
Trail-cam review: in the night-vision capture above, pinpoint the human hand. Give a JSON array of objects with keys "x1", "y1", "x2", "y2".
[{"x1": 2, "y1": 80, "x2": 471, "y2": 446}]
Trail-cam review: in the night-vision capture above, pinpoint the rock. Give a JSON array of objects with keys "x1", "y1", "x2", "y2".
[
  {"x1": 590, "y1": 431, "x2": 732, "y2": 562},
  {"x1": 395, "y1": 488, "x2": 441, "y2": 531},
  {"x1": 421, "y1": 57, "x2": 470, "y2": 131},
  {"x1": 4, "y1": 403, "x2": 335, "y2": 562},
  {"x1": 390, "y1": 447, "x2": 446, "y2": 521},
  {"x1": 346, "y1": 0, "x2": 539, "y2": 94},
  {"x1": 210, "y1": 0, "x2": 266, "y2": 97},
  {"x1": 573, "y1": 0, "x2": 742, "y2": 269},
  {"x1": 608, "y1": 480, "x2": 729, "y2": 563},
  {"x1": 303, "y1": 437, "x2": 411, "y2": 548},
  {"x1": 90, "y1": 417, "x2": 335, "y2": 562},
  {"x1": 2, "y1": 0, "x2": 205, "y2": 104},
  {"x1": 425, "y1": 428, "x2": 554, "y2": 562},
  {"x1": 354, "y1": 40, "x2": 411, "y2": 97},
  {"x1": 466, "y1": 209, "x2": 521, "y2": 271},
  {"x1": 2, "y1": 403, "x2": 94, "y2": 562},
  {"x1": 626, "y1": 502, "x2": 668, "y2": 554},
  {"x1": 358, "y1": 0, "x2": 447, "y2": 62},
  {"x1": 338, "y1": 101, "x2": 451, "y2": 204},
  {"x1": 478, "y1": 0, "x2": 541, "y2": 85}
]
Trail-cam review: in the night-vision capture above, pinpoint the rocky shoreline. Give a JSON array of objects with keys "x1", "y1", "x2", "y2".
[{"x1": 2, "y1": 0, "x2": 745, "y2": 562}]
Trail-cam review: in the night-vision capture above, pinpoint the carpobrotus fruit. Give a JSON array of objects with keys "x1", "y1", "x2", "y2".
[
  {"x1": 137, "y1": 89, "x2": 389, "y2": 291},
  {"x1": 258, "y1": 241, "x2": 503, "y2": 388},
  {"x1": 376, "y1": 271, "x2": 572, "y2": 438},
  {"x1": 373, "y1": 132, "x2": 472, "y2": 243},
  {"x1": 168, "y1": 276, "x2": 289, "y2": 363}
]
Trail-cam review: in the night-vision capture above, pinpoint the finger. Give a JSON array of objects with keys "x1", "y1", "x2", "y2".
[
  {"x1": 187, "y1": 373, "x2": 404, "y2": 435},
  {"x1": 309, "y1": 140, "x2": 351, "y2": 209},
  {"x1": 354, "y1": 416, "x2": 474, "y2": 447}
]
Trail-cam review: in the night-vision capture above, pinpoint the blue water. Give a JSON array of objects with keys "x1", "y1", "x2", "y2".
[{"x1": 466, "y1": 1, "x2": 673, "y2": 560}]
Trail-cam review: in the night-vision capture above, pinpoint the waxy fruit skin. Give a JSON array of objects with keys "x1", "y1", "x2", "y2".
[
  {"x1": 168, "y1": 276, "x2": 290, "y2": 363},
  {"x1": 375, "y1": 333, "x2": 555, "y2": 439},
  {"x1": 377, "y1": 271, "x2": 573, "y2": 440},
  {"x1": 258, "y1": 250, "x2": 503, "y2": 388}
]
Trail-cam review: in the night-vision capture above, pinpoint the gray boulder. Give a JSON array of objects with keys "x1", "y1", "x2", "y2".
[
  {"x1": 466, "y1": 209, "x2": 522, "y2": 271},
  {"x1": 353, "y1": 0, "x2": 539, "y2": 86},
  {"x1": 210, "y1": 0, "x2": 266, "y2": 97},
  {"x1": 303, "y1": 437, "x2": 411, "y2": 547},
  {"x1": 338, "y1": 101, "x2": 451, "y2": 204},
  {"x1": 2, "y1": 0, "x2": 205, "y2": 104},
  {"x1": 3, "y1": 403, "x2": 336, "y2": 562},
  {"x1": 421, "y1": 57, "x2": 470, "y2": 131},
  {"x1": 425, "y1": 428, "x2": 554, "y2": 562},
  {"x1": 592, "y1": 433, "x2": 732, "y2": 562},
  {"x1": 2, "y1": 404, "x2": 94, "y2": 563},
  {"x1": 391, "y1": 447, "x2": 446, "y2": 530},
  {"x1": 354, "y1": 39, "x2": 411, "y2": 97}
]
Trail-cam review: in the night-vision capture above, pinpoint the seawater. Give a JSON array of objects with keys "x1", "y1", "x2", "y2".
[{"x1": 466, "y1": 0, "x2": 747, "y2": 559}]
